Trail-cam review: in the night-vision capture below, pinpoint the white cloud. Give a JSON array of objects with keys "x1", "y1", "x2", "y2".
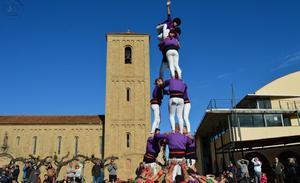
[{"x1": 273, "y1": 51, "x2": 300, "y2": 71}]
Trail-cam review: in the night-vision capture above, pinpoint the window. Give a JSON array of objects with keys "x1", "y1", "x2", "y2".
[
  {"x1": 126, "y1": 133, "x2": 131, "y2": 148},
  {"x1": 16, "y1": 136, "x2": 20, "y2": 145},
  {"x1": 252, "y1": 114, "x2": 265, "y2": 127},
  {"x1": 265, "y1": 114, "x2": 283, "y2": 126},
  {"x1": 233, "y1": 114, "x2": 265, "y2": 127},
  {"x1": 75, "y1": 136, "x2": 79, "y2": 156},
  {"x1": 125, "y1": 46, "x2": 132, "y2": 64},
  {"x1": 238, "y1": 115, "x2": 253, "y2": 127},
  {"x1": 126, "y1": 88, "x2": 130, "y2": 102},
  {"x1": 283, "y1": 116, "x2": 291, "y2": 126},
  {"x1": 58, "y1": 136, "x2": 62, "y2": 155},
  {"x1": 33, "y1": 136, "x2": 37, "y2": 155},
  {"x1": 99, "y1": 136, "x2": 103, "y2": 155},
  {"x1": 257, "y1": 99, "x2": 272, "y2": 109}
]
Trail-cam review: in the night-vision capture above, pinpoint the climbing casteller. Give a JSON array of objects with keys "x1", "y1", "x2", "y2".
[
  {"x1": 143, "y1": 128, "x2": 165, "y2": 176},
  {"x1": 164, "y1": 71, "x2": 187, "y2": 133},
  {"x1": 159, "y1": 28, "x2": 181, "y2": 79},
  {"x1": 150, "y1": 78, "x2": 165, "y2": 134}
]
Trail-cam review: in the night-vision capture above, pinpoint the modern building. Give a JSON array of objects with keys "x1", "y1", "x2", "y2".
[
  {"x1": 195, "y1": 71, "x2": 300, "y2": 178},
  {"x1": 0, "y1": 32, "x2": 150, "y2": 182}
]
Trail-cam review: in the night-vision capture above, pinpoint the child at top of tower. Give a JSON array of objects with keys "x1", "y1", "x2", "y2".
[{"x1": 156, "y1": 0, "x2": 181, "y2": 41}]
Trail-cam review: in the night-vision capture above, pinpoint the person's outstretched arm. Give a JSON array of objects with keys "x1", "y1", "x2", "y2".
[{"x1": 167, "y1": 0, "x2": 171, "y2": 17}]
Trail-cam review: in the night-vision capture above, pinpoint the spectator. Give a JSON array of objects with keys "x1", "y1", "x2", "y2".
[
  {"x1": 46, "y1": 164, "x2": 56, "y2": 183},
  {"x1": 107, "y1": 159, "x2": 118, "y2": 183},
  {"x1": 66, "y1": 162, "x2": 75, "y2": 182},
  {"x1": 260, "y1": 173, "x2": 267, "y2": 183},
  {"x1": 251, "y1": 157, "x2": 262, "y2": 183},
  {"x1": 272, "y1": 157, "x2": 284, "y2": 183},
  {"x1": 0, "y1": 170, "x2": 10, "y2": 183},
  {"x1": 74, "y1": 163, "x2": 83, "y2": 183},
  {"x1": 11, "y1": 164, "x2": 20, "y2": 183},
  {"x1": 135, "y1": 162, "x2": 145, "y2": 179},
  {"x1": 23, "y1": 161, "x2": 31, "y2": 183},
  {"x1": 286, "y1": 158, "x2": 297, "y2": 183},
  {"x1": 237, "y1": 158, "x2": 249, "y2": 183},
  {"x1": 92, "y1": 160, "x2": 104, "y2": 183},
  {"x1": 227, "y1": 161, "x2": 237, "y2": 182},
  {"x1": 29, "y1": 164, "x2": 41, "y2": 183}
]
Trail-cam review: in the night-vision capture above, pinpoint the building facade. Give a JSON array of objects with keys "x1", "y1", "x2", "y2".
[
  {"x1": 0, "y1": 32, "x2": 150, "y2": 181},
  {"x1": 196, "y1": 71, "x2": 300, "y2": 179}
]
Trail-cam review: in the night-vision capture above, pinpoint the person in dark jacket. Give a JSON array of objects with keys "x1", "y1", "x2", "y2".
[
  {"x1": 0, "y1": 170, "x2": 10, "y2": 183},
  {"x1": 272, "y1": 157, "x2": 284, "y2": 183},
  {"x1": 135, "y1": 162, "x2": 145, "y2": 179},
  {"x1": 11, "y1": 164, "x2": 20, "y2": 182},
  {"x1": 286, "y1": 158, "x2": 297, "y2": 183},
  {"x1": 92, "y1": 160, "x2": 104, "y2": 183}
]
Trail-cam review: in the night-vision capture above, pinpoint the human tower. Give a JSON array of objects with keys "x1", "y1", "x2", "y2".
[{"x1": 142, "y1": 0, "x2": 196, "y2": 181}]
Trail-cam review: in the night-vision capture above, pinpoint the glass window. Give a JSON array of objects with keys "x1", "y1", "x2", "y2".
[
  {"x1": 238, "y1": 115, "x2": 253, "y2": 127},
  {"x1": 265, "y1": 114, "x2": 283, "y2": 126},
  {"x1": 233, "y1": 114, "x2": 265, "y2": 127},
  {"x1": 257, "y1": 99, "x2": 272, "y2": 109},
  {"x1": 283, "y1": 116, "x2": 291, "y2": 126},
  {"x1": 125, "y1": 46, "x2": 132, "y2": 64},
  {"x1": 252, "y1": 114, "x2": 265, "y2": 127}
]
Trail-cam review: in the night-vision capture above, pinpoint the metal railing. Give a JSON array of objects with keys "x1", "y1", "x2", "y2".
[{"x1": 207, "y1": 99, "x2": 300, "y2": 110}]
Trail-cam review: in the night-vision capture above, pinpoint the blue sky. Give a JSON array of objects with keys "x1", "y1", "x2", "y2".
[{"x1": 0, "y1": 0, "x2": 300, "y2": 133}]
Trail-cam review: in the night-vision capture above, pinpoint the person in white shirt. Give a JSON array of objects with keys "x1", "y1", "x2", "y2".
[
  {"x1": 251, "y1": 157, "x2": 262, "y2": 183},
  {"x1": 74, "y1": 163, "x2": 83, "y2": 183}
]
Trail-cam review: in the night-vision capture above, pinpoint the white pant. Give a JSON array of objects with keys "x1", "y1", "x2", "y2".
[
  {"x1": 156, "y1": 24, "x2": 169, "y2": 40},
  {"x1": 183, "y1": 103, "x2": 191, "y2": 133},
  {"x1": 169, "y1": 159, "x2": 182, "y2": 181},
  {"x1": 186, "y1": 159, "x2": 196, "y2": 168},
  {"x1": 166, "y1": 49, "x2": 181, "y2": 79},
  {"x1": 151, "y1": 104, "x2": 161, "y2": 133},
  {"x1": 169, "y1": 97, "x2": 184, "y2": 133},
  {"x1": 146, "y1": 162, "x2": 157, "y2": 176}
]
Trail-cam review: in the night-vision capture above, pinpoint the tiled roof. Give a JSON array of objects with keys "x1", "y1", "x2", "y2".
[{"x1": 0, "y1": 115, "x2": 104, "y2": 125}]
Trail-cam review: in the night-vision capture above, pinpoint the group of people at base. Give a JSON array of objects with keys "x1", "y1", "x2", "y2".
[
  {"x1": 222, "y1": 156, "x2": 299, "y2": 183},
  {"x1": 141, "y1": 125, "x2": 196, "y2": 183}
]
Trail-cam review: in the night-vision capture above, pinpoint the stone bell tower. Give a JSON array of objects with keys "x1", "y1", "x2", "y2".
[{"x1": 104, "y1": 32, "x2": 150, "y2": 179}]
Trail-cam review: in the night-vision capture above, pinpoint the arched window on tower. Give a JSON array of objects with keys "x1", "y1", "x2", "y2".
[
  {"x1": 125, "y1": 46, "x2": 132, "y2": 64},
  {"x1": 126, "y1": 88, "x2": 131, "y2": 102}
]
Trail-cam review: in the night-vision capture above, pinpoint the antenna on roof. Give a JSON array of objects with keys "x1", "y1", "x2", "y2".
[{"x1": 231, "y1": 84, "x2": 236, "y2": 109}]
